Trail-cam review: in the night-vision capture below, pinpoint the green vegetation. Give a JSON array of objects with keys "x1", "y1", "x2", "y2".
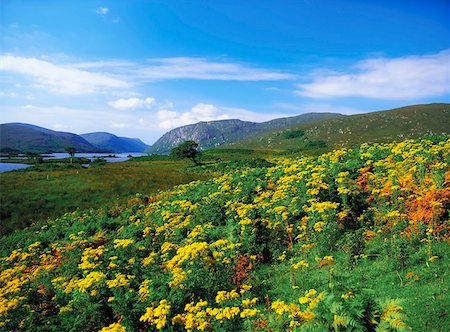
[
  {"x1": 149, "y1": 113, "x2": 342, "y2": 154},
  {"x1": 231, "y1": 103, "x2": 450, "y2": 151},
  {"x1": 0, "y1": 159, "x2": 210, "y2": 237},
  {"x1": 0, "y1": 136, "x2": 448, "y2": 331},
  {"x1": 171, "y1": 141, "x2": 201, "y2": 166},
  {"x1": 281, "y1": 129, "x2": 305, "y2": 139},
  {"x1": 64, "y1": 146, "x2": 76, "y2": 163},
  {"x1": 80, "y1": 132, "x2": 149, "y2": 153},
  {"x1": 0, "y1": 123, "x2": 99, "y2": 153}
]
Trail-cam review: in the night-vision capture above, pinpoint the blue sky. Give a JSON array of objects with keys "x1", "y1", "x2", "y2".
[{"x1": 1, "y1": 0, "x2": 449, "y2": 144}]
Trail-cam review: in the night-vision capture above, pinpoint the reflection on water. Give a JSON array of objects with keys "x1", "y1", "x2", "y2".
[
  {"x1": 43, "y1": 152, "x2": 146, "y2": 163},
  {"x1": 0, "y1": 152, "x2": 146, "y2": 173},
  {"x1": 0, "y1": 163, "x2": 31, "y2": 173}
]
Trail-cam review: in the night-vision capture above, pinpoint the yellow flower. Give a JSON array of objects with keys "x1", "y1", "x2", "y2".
[
  {"x1": 113, "y1": 239, "x2": 134, "y2": 249},
  {"x1": 241, "y1": 297, "x2": 258, "y2": 307},
  {"x1": 168, "y1": 267, "x2": 187, "y2": 288},
  {"x1": 138, "y1": 280, "x2": 152, "y2": 302},
  {"x1": 313, "y1": 222, "x2": 325, "y2": 232},
  {"x1": 341, "y1": 291, "x2": 355, "y2": 300},
  {"x1": 106, "y1": 273, "x2": 129, "y2": 288},
  {"x1": 271, "y1": 300, "x2": 289, "y2": 315},
  {"x1": 292, "y1": 260, "x2": 309, "y2": 269},
  {"x1": 59, "y1": 306, "x2": 73, "y2": 313},
  {"x1": 98, "y1": 322, "x2": 127, "y2": 332},
  {"x1": 277, "y1": 251, "x2": 286, "y2": 261},
  {"x1": 299, "y1": 296, "x2": 310, "y2": 304},
  {"x1": 142, "y1": 252, "x2": 157, "y2": 266},
  {"x1": 215, "y1": 289, "x2": 240, "y2": 303},
  {"x1": 140, "y1": 300, "x2": 171, "y2": 330},
  {"x1": 240, "y1": 308, "x2": 260, "y2": 318}
]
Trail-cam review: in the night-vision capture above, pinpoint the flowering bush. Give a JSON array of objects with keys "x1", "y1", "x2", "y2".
[{"x1": 1, "y1": 137, "x2": 449, "y2": 331}]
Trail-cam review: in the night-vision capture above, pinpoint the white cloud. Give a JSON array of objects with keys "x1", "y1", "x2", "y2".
[
  {"x1": 110, "y1": 121, "x2": 128, "y2": 128},
  {"x1": 68, "y1": 57, "x2": 296, "y2": 81},
  {"x1": 97, "y1": 7, "x2": 109, "y2": 15},
  {"x1": 55, "y1": 57, "x2": 297, "y2": 84},
  {"x1": 156, "y1": 103, "x2": 291, "y2": 129},
  {"x1": 1, "y1": 104, "x2": 158, "y2": 143},
  {"x1": 296, "y1": 49, "x2": 450, "y2": 99},
  {"x1": 134, "y1": 57, "x2": 296, "y2": 81},
  {"x1": 109, "y1": 97, "x2": 155, "y2": 109},
  {"x1": 138, "y1": 118, "x2": 149, "y2": 126},
  {"x1": 73, "y1": 60, "x2": 134, "y2": 69},
  {"x1": 0, "y1": 91, "x2": 17, "y2": 98},
  {"x1": 274, "y1": 102, "x2": 366, "y2": 115},
  {"x1": 157, "y1": 103, "x2": 230, "y2": 129},
  {"x1": 52, "y1": 123, "x2": 71, "y2": 130},
  {"x1": 0, "y1": 55, "x2": 130, "y2": 95}
]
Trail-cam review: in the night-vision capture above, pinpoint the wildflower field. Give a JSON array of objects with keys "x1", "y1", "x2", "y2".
[
  {"x1": 1, "y1": 137, "x2": 449, "y2": 331},
  {"x1": 0, "y1": 159, "x2": 209, "y2": 236}
]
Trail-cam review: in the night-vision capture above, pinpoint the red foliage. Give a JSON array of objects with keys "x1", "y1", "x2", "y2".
[{"x1": 232, "y1": 255, "x2": 255, "y2": 288}]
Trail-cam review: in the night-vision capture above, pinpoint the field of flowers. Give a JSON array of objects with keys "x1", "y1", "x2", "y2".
[{"x1": 1, "y1": 137, "x2": 449, "y2": 331}]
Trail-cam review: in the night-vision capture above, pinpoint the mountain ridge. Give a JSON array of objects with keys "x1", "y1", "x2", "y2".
[
  {"x1": 0, "y1": 123, "x2": 100, "y2": 153},
  {"x1": 228, "y1": 103, "x2": 450, "y2": 151},
  {"x1": 80, "y1": 132, "x2": 150, "y2": 153},
  {"x1": 0, "y1": 123, "x2": 149, "y2": 154},
  {"x1": 148, "y1": 112, "x2": 344, "y2": 154}
]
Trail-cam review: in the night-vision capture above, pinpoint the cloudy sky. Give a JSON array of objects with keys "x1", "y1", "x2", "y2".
[{"x1": 1, "y1": 0, "x2": 449, "y2": 144}]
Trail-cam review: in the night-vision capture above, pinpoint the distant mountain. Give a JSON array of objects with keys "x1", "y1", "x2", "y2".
[
  {"x1": 148, "y1": 113, "x2": 343, "y2": 154},
  {"x1": 229, "y1": 103, "x2": 450, "y2": 150},
  {"x1": 0, "y1": 123, "x2": 100, "y2": 153},
  {"x1": 81, "y1": 132, "x2": 150, "y2": 153}
]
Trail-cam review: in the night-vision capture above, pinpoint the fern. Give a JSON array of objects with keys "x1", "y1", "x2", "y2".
[
  {"x1": 333, "y1": 313, "x2": 350, "y2": 331},
  {"x1": 376, "y1": 299, "x2": 410, "y2": 331}
]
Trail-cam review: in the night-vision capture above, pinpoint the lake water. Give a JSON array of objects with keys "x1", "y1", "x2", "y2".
[
  {"x1": 0, "y1": 163, "x2": 32, "y2": 173},
  {"x1": 0, "y1": 152, "x2": 147, "y2": 173},
  {"x1": 43, "y1": 152, "x2": 146, "y2": 163}
]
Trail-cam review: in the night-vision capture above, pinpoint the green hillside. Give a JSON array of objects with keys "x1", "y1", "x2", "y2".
[
  {"x1": 1, "y1": 137, "x2": 449, "y2": 331},
  {"x1": 229, "y1": 103, "x2": 450, "y2": 151},
  {"x1": 0, "y1": 159, "x2": 209, "y2": 237},
  {"x1": 0, "y1": 123, "x2": 100, "y2": 153},
  {"x1": 148, "y1": 113, "x2": 343, "y2": 154},
  {"x1": 81, "y1": 132, "x2": 150, "y2": 153}
]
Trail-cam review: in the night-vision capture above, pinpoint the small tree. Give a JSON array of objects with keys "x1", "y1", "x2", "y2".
[
  {"x1": 171, "y1": 140, "x2": 200, "y2": 166},
  {"x1": 64, "y1": 146, "x2": 76, "y2": 164}
]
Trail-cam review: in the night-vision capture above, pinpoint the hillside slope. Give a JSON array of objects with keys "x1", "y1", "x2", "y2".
[
  {"x1": 230, "y1": 103, "x2": 450, "y2": 150},
  {"x1": 1, "y1": 137, "x2": 449, "y2": 331},
  {"x1": 81, "y1": 132, "x2": 150, "y2": 153},
  {"x1": 149, "y1": 113, "x2": 343, "y2": 154},
  {"x1": 0, "y1": 123, "x2": 99, "y2": 153}
]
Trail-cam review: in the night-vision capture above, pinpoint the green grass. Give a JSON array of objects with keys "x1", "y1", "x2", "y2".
[
  {"x1": 262, "y1": 239, "x2": 449, "y2": 331},
  {"x1": 0, "y1": 151, "x2": 277, "y2": 237},
  {"x1": 0, "y1": 137, "x2": 448, "y2": 331},
  {"x1": 0, "y1": 159, "x2": 210, "y2": 237},
  {"x1": 230, "y1": 103, "x2": 450, "y2": 151}
]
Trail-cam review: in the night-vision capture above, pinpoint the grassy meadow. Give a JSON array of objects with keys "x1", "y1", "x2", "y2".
[
  {"x1": 231, "y1": 103, "x2": 450, "y2": 151},
  {"x1": 0, "y1": 159, "x2": 210, "y2": 237},
  {"x1": 1, "y1": 136, "x2": 449, "y2": 331}
]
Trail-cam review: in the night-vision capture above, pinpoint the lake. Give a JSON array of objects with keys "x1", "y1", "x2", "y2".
[
  {"x1": 0, "y1": 152, "x2": 147, "y2": 173},
  {"x1": 43, "y1": 152, "x2": 146, "y2": 162},
  {"x1": 0, "y1": 163, "x2": 32, "y2": 172}
]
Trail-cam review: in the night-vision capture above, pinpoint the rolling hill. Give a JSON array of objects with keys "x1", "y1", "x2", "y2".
[
  {"x1": 229, "y1": 103, "x2": 450, "y2": 151},
  {"x1": 81, "y1": 132, "x2": 150, "y2": 153},
  {"x1": 0, "y1": 123, "x2": 100, "y2": 153},
  {"x1": 148, "y1": 112, "x2": 343, "y2": 154},
  {"x1": 1, "y1": 137, "x2": 448, "y2": 331}
]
